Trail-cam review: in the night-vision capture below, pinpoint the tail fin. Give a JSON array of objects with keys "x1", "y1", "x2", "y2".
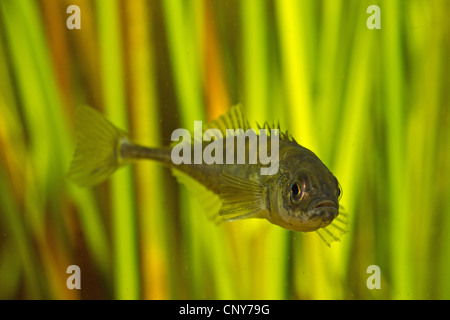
[{"x1": 67, "y1": 105, "x2": 128, "y2": 187}]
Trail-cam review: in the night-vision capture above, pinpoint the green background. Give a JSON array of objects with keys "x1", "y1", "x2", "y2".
[{"x1": 0, "y1": 0, "x2": 449, "y2": 299}]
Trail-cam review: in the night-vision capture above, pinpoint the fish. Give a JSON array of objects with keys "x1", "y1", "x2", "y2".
[{"x1": 67, "y1": 105, "x2": 349, "y2": 245}]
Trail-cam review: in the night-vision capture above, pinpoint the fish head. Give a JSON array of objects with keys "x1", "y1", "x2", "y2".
[{"x1": 269, "y1": 151, "x2": 342, "y2": 232}]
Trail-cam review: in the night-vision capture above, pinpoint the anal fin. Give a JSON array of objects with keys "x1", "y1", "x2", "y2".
[{"x1": 171, "y1": 169, "x2": 222, "y2": 222}]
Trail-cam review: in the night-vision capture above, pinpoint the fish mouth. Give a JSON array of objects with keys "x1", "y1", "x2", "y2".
[{"x1": 308, "y1": 199, "x2": 339, "y2": 228}]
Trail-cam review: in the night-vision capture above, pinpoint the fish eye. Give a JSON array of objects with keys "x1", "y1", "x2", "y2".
[
  {"x1": 337, "y1": 183, "x2": 343, "y2": 201},
  {"x1": 290, "y1": 181, "x2": 302, "y2": 203}
]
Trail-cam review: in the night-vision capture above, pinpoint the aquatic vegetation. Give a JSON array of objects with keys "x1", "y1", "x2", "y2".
[{"x1": 0, "y1": 0, "x2": 449, "y2": 300}]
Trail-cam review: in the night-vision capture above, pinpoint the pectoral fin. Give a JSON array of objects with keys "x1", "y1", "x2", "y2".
[
  {"x1": 217, "y1": 173, "x2": 266, "y2": 222},
  {"x1": 171, "y1": 170, "x2": 266, "y2": 224}
]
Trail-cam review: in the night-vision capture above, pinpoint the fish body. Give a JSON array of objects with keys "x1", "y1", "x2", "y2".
[{"x1": 68, "y1": 105, "x2": 348, "y2": 244}]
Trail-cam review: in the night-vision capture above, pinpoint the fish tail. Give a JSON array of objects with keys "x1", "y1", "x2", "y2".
[{"x1": 67, "y1": 105, "x2": 129, "y2": 187}]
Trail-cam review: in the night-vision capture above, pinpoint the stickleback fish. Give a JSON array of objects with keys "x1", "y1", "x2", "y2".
[{"x1": 68, "y1": 105, "x2": 348, "y2": 244}]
